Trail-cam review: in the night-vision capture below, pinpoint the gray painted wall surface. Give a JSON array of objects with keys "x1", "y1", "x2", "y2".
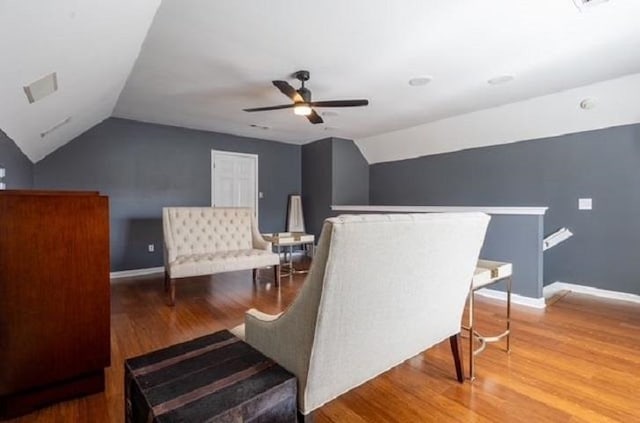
[
  {"x1": 302, "y1": 137, "x2": 370, "y2": 239},
  {"x1": 481, "y1": 215, "x2": 543, "y2": 298},
  {"x1": 34, "y1": 118, "x2": 301, "y2": 272},
  {"x1": 370, "y1": 123, "x2": 640, "y2": 295},
  {"x1": 0, "y1": 130, "x2": 33, "y2": 189},
  {"x1": 332, "y1": 138, "x2": 369, "y2": 205},
  {"x1": 301, "y1": 138, "x2": 333, "y2": 238}
]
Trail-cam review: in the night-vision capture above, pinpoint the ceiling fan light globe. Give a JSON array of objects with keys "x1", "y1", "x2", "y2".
[{"x1": 294, "y1": 104, "x2": 312, "y2": 116}]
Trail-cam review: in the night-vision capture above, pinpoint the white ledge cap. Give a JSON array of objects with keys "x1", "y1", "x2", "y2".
[{"x1": 331, "y1": 205, "x2": 548, "y2": 216}]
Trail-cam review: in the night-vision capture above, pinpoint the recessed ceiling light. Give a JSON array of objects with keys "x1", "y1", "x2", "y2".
[
  {"x1": 250, "y1": 124, "x2": 270, "y2": 130},
  {"x1": 573, "y1": 0, "x2": 609, "y2": 12},
  {"x1": 408, "y1": 76, "x2": 432, "y2": 87},
  {"x1": 487, "y1": 75, "x2": 515, "y2": 85},
  {"x1": 579, "y1": 98, "x2": 596, "y2": 110}
]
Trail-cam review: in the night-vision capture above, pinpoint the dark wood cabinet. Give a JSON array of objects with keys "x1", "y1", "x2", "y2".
[{"x1": 0, "y1": 190, "x2": 110, "y2": 419}]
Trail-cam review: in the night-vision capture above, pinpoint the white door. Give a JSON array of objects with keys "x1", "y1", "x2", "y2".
[{"x1": 211, "y1": 150, "x2": 258, "y2": 216}]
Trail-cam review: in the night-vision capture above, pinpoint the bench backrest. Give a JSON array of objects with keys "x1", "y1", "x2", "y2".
[
  {"x1": 246, "y1": 212, "x2": 490, "y2": 413},
  {"x1": 163, "y1": 207, "x2": 254, "y2": 261}
]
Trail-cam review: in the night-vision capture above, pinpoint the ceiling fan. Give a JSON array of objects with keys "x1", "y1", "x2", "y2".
[{"x1": 243, "y1": 70, "x2": 369, "y2": 124}]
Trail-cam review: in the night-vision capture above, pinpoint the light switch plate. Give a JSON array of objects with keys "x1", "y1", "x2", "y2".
[
  {"x1": 0, "y1": 168, "x2": 5, "y2": 178},
  {"x1": 259, "y1": 192, "x2": 264, "y2": 199},
  {"x1": 578, "y1": 198, "x2": 592, "y2": 210}
]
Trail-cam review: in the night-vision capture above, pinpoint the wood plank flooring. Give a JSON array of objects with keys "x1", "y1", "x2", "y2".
[{"x1": 7, "y1": 265, "x2": 640, "y2": 422}]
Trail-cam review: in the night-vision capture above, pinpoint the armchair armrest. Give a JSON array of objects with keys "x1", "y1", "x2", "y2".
[
  {"x1": 247, "y1": 308, "x2": 282, "y2": 322},
  {"x1": 245, "y1": 308, "x2": 296, "y2": 374},
  {"x1": 251, "y1": 216, "x2": 272, "y2": 251}
]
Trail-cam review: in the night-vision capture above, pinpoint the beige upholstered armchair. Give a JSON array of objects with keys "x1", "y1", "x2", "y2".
[{"x1": 232, "y1": 212, "x2": 490, "y2": 417}]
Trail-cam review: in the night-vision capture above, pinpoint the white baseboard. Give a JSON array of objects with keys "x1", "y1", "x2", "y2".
[
  {"x1": 475, "y1": 288, "x2": 546, "y2": 309},
  {"x1": 110, "y1": 266, "x2": 164, "y2": 280},
  {"x1": 544, "y1": 281, "x2": 640, "y2": 305}
]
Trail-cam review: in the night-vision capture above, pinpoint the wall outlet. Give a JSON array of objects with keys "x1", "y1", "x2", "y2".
[
  {"x1": 578, "y1": 198, "x2": 592, "y2": 210},
  {"x1": 148, "y1": 244, "x2": 155, "y2": 253},
  {"x1": 259, "y1": 191, "x2": 264, "y2": 199}
]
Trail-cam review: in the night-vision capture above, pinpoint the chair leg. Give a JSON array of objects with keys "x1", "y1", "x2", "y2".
[
  {"x1": 506, "y1": 276, "x2": 512, "y2": 353},
  {"x1": 168, "y1": 278, "x2": 176, "y2": 306},
  {"x1": 297, "y1": 410, "x2": 315, "y2": 423},
  {"x1": 252, "y1": 268, "x2": 258, "y2": 283},
  {"x1": 469, "y1": 289, "x2": 475, "y2": 381},
  {"x1": 164, "y1": 270, "x2": 170, "y2": 292},
  {"x1": 274, "y1": 265, "x2": 281, "y2": 286},
  {"x1": 449, "y1": 333, "x2": 465, "y2": 383}
]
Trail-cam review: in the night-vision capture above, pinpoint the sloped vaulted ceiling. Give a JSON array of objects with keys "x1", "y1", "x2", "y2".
[
  {"x1": 0, "y1": 0, "x2": 161, "y2": 162},
  {"x1": 114, "y1": 0, "x2": 640, "y2": 154},
  {"x1": 2, "y1": 0, "x2": 640, "y2": 163}
]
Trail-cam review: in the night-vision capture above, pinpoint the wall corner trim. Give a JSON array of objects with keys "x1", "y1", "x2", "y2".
[
  {"x1": 475, "y1": 288, "x2": 546, "y2": 309},
  {"x1": 544, "y1": 281, "x2": 640, "y2": 305},
  {"x1": 110, "y1": 266, "x2": 164, "y2": 280},
  {"x1": 331, "y1": 205, "x2": 548, "y2": 216}
]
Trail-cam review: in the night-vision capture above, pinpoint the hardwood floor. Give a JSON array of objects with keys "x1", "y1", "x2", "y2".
[{"x1": 8, "y1": 265, "x2": 640, "y2": 422}]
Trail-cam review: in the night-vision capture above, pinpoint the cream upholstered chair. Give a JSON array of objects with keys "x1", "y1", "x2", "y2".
[{"x1": 232, "y1": 212, "x2": 490, "y2": 417}]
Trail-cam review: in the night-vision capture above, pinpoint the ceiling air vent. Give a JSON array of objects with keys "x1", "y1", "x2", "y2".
[
  {"x1": 573, "y1": 0, "x2": 610, "y2": 11},
  {"x1": 23, "y1": 72, "x2": 58, "y2": 104},
  {"x1": 40, "y1": 117, "x2": 71, "y2": 138}
]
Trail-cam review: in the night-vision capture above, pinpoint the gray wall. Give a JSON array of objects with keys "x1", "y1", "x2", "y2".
[
  {"x1": 0, "y1": 130, "x2": 33, "y2": 189},
  {"x1": 370, "y1": 123, "x2": 640, "y2": 295},
  {"x1": 481, "y1": 215, "x2": 543, "y2": 298},
  {"x1": 332, "y1": 138, "x2": 369, "y2": 205},
  {"x1": 302, "y1": 137, "x2": 370, "y2": 238},
  {"x1": 34, "y1": 118, "x2": 301, "y2": 272},
  {"x1": 302, "y1": 138, "x2": 333, "y2": 238}
]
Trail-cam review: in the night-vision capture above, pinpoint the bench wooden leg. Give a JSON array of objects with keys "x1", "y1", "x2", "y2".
[
  {"x1": 164, "y1": 270, "x2": 170, "y2": 292},
  {"x1": 449, "y1": 332, "x2": 465, "y2": 383},
  {"x1": 298, "y1": 410, "x2": 315, "y2": 423},
  {"x1": 168, "y1": 278, "x2": 176, "y2": 306},
  {"x1": 252, "y1": 268, "x2": 258, "y2": 283},
  {"x1": 274, "y1": 265, "x2": 281, "y2": 287}
]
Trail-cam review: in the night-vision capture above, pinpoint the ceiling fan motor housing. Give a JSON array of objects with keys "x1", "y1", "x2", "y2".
[{"x1": 297, "y1": 87, "x2": 312, "y2": 103}]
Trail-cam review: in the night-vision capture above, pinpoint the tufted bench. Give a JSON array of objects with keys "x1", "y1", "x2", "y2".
[{"x1": 162, "y1": 207, "x2": 280, "y2": 305}]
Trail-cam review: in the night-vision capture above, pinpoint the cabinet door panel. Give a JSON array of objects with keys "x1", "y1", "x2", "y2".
[{"x1": 0, "y1": 192, "x2": 110, "y2": 395}]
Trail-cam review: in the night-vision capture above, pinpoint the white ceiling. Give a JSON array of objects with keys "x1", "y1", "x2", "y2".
[
  {"x1": 358, "y1": 72, "x2": 640, "y2": 163},
  {"x1": 115, "y1": 0, "x2": 640, "y2": 147},
  {"x1": 0, "y1": 0, "x2": 160, "y2": 162},
  {"x1": 3, "y1": 0, "x2": 640, "y2": 162}
]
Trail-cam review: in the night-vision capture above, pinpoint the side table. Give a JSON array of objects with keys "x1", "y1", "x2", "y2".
[
  {"x1": 263, "y1": 232, "x2": 315, "y2": 277},
  {"x1": 124, "y1": 330, "x2": 297, "y2": 422},
  {"x1": 465, "y1": 260, "x2": 513, "y2": 380}
]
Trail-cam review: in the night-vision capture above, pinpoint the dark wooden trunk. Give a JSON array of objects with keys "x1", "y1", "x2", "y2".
[{"x1": 124, "y1": 330, "x2": 297, "y2": 422}]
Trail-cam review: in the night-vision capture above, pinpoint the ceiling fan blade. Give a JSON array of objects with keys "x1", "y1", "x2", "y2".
[
  {"x1": 306, "y1": 109, "x2": 324, "y2": 124},
  {"x1": 243, "y1": 104, "x2": 294, "y2": 112},
  {"x1": 273, "y1": 80, "x2": 303, "y2": 102},
  {"x1": 310, "y1": 99, "x2": 369, "y2": 108}
]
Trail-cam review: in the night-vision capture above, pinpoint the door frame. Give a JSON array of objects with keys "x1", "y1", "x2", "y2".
[{"x1": 210, "y1": 150, "x2": 259, "y2": 218}]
